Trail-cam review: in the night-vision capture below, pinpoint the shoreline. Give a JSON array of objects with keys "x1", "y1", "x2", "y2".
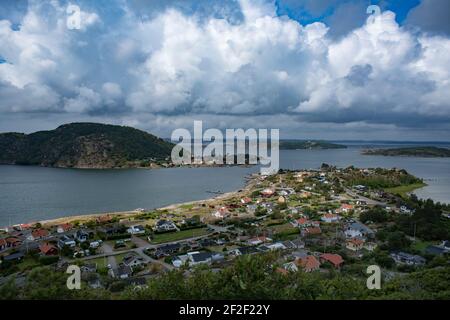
[{"x1": 9, "y1": 174, "x2": 257, "y2": 229}]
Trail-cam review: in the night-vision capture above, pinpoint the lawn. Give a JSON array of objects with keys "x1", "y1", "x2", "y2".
[
  {"x1": 384, "y1": 182, "x2": 427, "y2": 198},
  {"x1": 88, "y1": 256, "x2": 110, "y2": 269},
  {"x1": 151, "y1": 228, "x2": 209, "y2": 244},
  {"x1": 268, "y1": 223, "x2": 297, "y2": 234},
  {"x1": 411, "y1": 239, "x2": 436, "y2": 253}
]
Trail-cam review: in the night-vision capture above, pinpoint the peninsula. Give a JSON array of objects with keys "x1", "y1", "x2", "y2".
[
  {"x1": 362, "y1": 146, "x2": 450, "y2": 158},
  {"x1": 0, "y1": 123, "x2": 174, "y2": 169}
]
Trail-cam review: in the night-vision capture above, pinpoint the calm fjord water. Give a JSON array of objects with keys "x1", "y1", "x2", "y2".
[{"x1": 0, "y1": 147, "x2": 449, "y2": 226}]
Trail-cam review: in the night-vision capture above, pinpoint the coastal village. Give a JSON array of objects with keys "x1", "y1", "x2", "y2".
[{"x1": 1, "y1": 165, "x2": 449, "y2": 294}]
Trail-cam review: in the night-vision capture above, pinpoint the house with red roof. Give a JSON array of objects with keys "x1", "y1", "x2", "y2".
[
  {"x1": 301, "y1": 227, "x2": 322, "y2": 237},
  {"x1": 260, "y1": 188, "x2": 275, "y2": 197},
  {"x1": 28, "y1": 229, "x2": 49, "y2": 241},
  {"x1": 293, "y1": 217, "x2": 310, "y2": 227},
  {"x1": 240, "y1": 197, "x2": 252, "y2": 204},
  {"x1": 346, "y1": 238, "x2": 365, "y2": 251},
  {"x1": 39, "y1": 243, "x2": 58, "y2": 256},
  {"x1": 212, "y1": 206, "x2": 231, "y2": 219},
  {"x1": 0, "y1": 238, "x2": 6, "y2": 251},
  {"x1": 6, "y1": 237, "x2": 22, "y2": 248},
  {"x1": 295, "y1": 255, "x2": 321, "y2": 272},
  {"x1": 320, "y1": 253, "x2": 344, "y2": 268},
  {"x1": 338, "y1": 204, "x2": 354, "y2": 213},
  {"x1": 57, "y1": 223, "x2": 73, "y2": 234}
]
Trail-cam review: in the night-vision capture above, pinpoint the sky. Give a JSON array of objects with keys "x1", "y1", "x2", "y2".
[{"x1": 0, "y1": 0, "x2": 449, "y2": 141}]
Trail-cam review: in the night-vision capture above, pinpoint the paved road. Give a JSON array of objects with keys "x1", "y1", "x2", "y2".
[
  {"x1": 80, "y1": 227, "x2": 229, "y2": 273},
  {"x1": 101, "y1": 242, "x2": 118, "y2": 273},
  {"x1": 344, "y1": 188, "x2": 387, "y2": 206}
]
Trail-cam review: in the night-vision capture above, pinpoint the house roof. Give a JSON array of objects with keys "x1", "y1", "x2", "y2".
[
  {"x1": 190, "y1": 252, "x2": 212, "y2": 263},
  {"x1": 123, "y1": 254, "x2": 143, "y2": 264},
  {"x1": 58, "y1": 223, "x2": 72, "y2": 231},
  {"x1": 320, "y1": 253, "x2": 344, "y2": 266},
  {"x1": 348, "y1": 222, "x2": 374, "y2": 235},
  {"x1": 297, "y1": 217, "x2": 309, "y2": 225},
  {"x1": 127, "y1": 277, "x2": 147, "y2": 286},
  {"x1": 261, "y1": 188, "x2": 275, "y2": 195},
  {"x1": 0, "y1": 238, "x2": 6, "y2": 246},
  {"x1": 237, "y1": 246, "x2": 259, "y2": 255},
  {"x1": 249, "y1": 236, "x2": 271, "y2": 243},
  {"x1": 32, "y1": 229, "x2": 49, "y2": 238},
  {"x1": 39, "y1": 242, "x2": 58, "y2": 255},
  {"x1": 296, "y1": 255, "x2": 320, "y2": 270},
  {"x1": 241, "y1": 197, "x2": 252, "y2": 204},
  {"x1": 304, "y1": 227, "x2": 321, "y2": 235},
  {"x1": 118, "y1": 265, "x2": 132, "y2": 275},
  {"x1": 158, "y1": 242, "x2": 181, "y2": 253},
  {"x1": 347, "y1": 238, "x2": 365, "y2": 246},
  {"x1": 391, "y1": 251, "x2": 426, "y2": 263}
]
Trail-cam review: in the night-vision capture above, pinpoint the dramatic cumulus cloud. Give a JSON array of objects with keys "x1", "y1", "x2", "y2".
[{"x1": 0, "y1": 0, "x2": 450, "y2": 139}]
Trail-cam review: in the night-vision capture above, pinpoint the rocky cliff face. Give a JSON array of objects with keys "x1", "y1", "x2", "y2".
[{"x1": 0, "y1": 123, "x2": 174, "y2": 168}]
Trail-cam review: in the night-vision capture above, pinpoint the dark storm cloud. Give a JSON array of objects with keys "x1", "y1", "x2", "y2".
[{"x1": 406, "y1": 0, "x2": 450, "y2": 35}]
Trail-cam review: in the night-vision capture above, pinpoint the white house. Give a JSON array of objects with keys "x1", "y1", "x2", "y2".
[
  {"x1": 247, "y1": 236, "x2": 272, "y2": 246},
  {"x1": 127, "y1": 225, "x2": 146, "y2": 235},
  {"x1": 58, "y1": 235, "x2": 76, "y2": 249},
  {"x1": 123, "y1": 254, "x2": 145, "y2": 268},
  {"x1": 212, "y1": 207, "x2": 230, "y2": 219},
  {"x1": 154, "y1": 220, "x2": 178, "y2": 232},
  {"x1": 321, "y1": 213, "x2": 340, "y2": 223},
  {"x1": 57, "y1": 223, "x2": 72, "y2": 234},
  {"x1": 400, "y1": 206, "x2": 413, "y2": 215},
  {"x1": 265, "y1": 242, "x2": 286, "y2": 251}
]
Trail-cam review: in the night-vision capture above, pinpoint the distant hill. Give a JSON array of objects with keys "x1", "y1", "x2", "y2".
[
  {"x1": 362, "y1": 146, "x2": 450, "y2": 158},
  {"x1": 0, "y1": 123, "x2": 174, "y2": 168},
  {"x1": 279, "y1": 140, "x2": 347, "y2": 150}
]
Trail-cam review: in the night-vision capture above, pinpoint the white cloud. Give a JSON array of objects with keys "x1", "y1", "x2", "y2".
[{"x1": 0, "y1": 0, "x2": 449, "y2": 138}]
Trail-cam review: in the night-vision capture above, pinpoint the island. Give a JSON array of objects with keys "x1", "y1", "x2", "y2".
[
  {"x1": 279, "y1": 140, "x2": 347, "y2": 150},
  {"x1": 362, "y1": 146, "x2": 450, "y2": 157}
]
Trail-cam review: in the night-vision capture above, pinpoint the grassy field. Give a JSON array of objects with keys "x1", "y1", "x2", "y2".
[
  {"x1": 384, "y1": 182, "x2": 427, "y2": 198},
  {"x1": 268, "y1": 223, "x2": 298, "y2": 234},
  {"x1": 151, "y1": 228, "x2": 209, "y2": 244},
  {"x1": 411, "y1": 239, "x2": 436, "y2": 252},
  {"x1": 88, "y1": 256, "x2": 109, "y2": 269}
]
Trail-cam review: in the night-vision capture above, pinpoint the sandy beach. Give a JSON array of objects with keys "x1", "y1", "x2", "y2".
[{"x1": 33, "y1": 174, "x2": 258, "y2": 228}]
